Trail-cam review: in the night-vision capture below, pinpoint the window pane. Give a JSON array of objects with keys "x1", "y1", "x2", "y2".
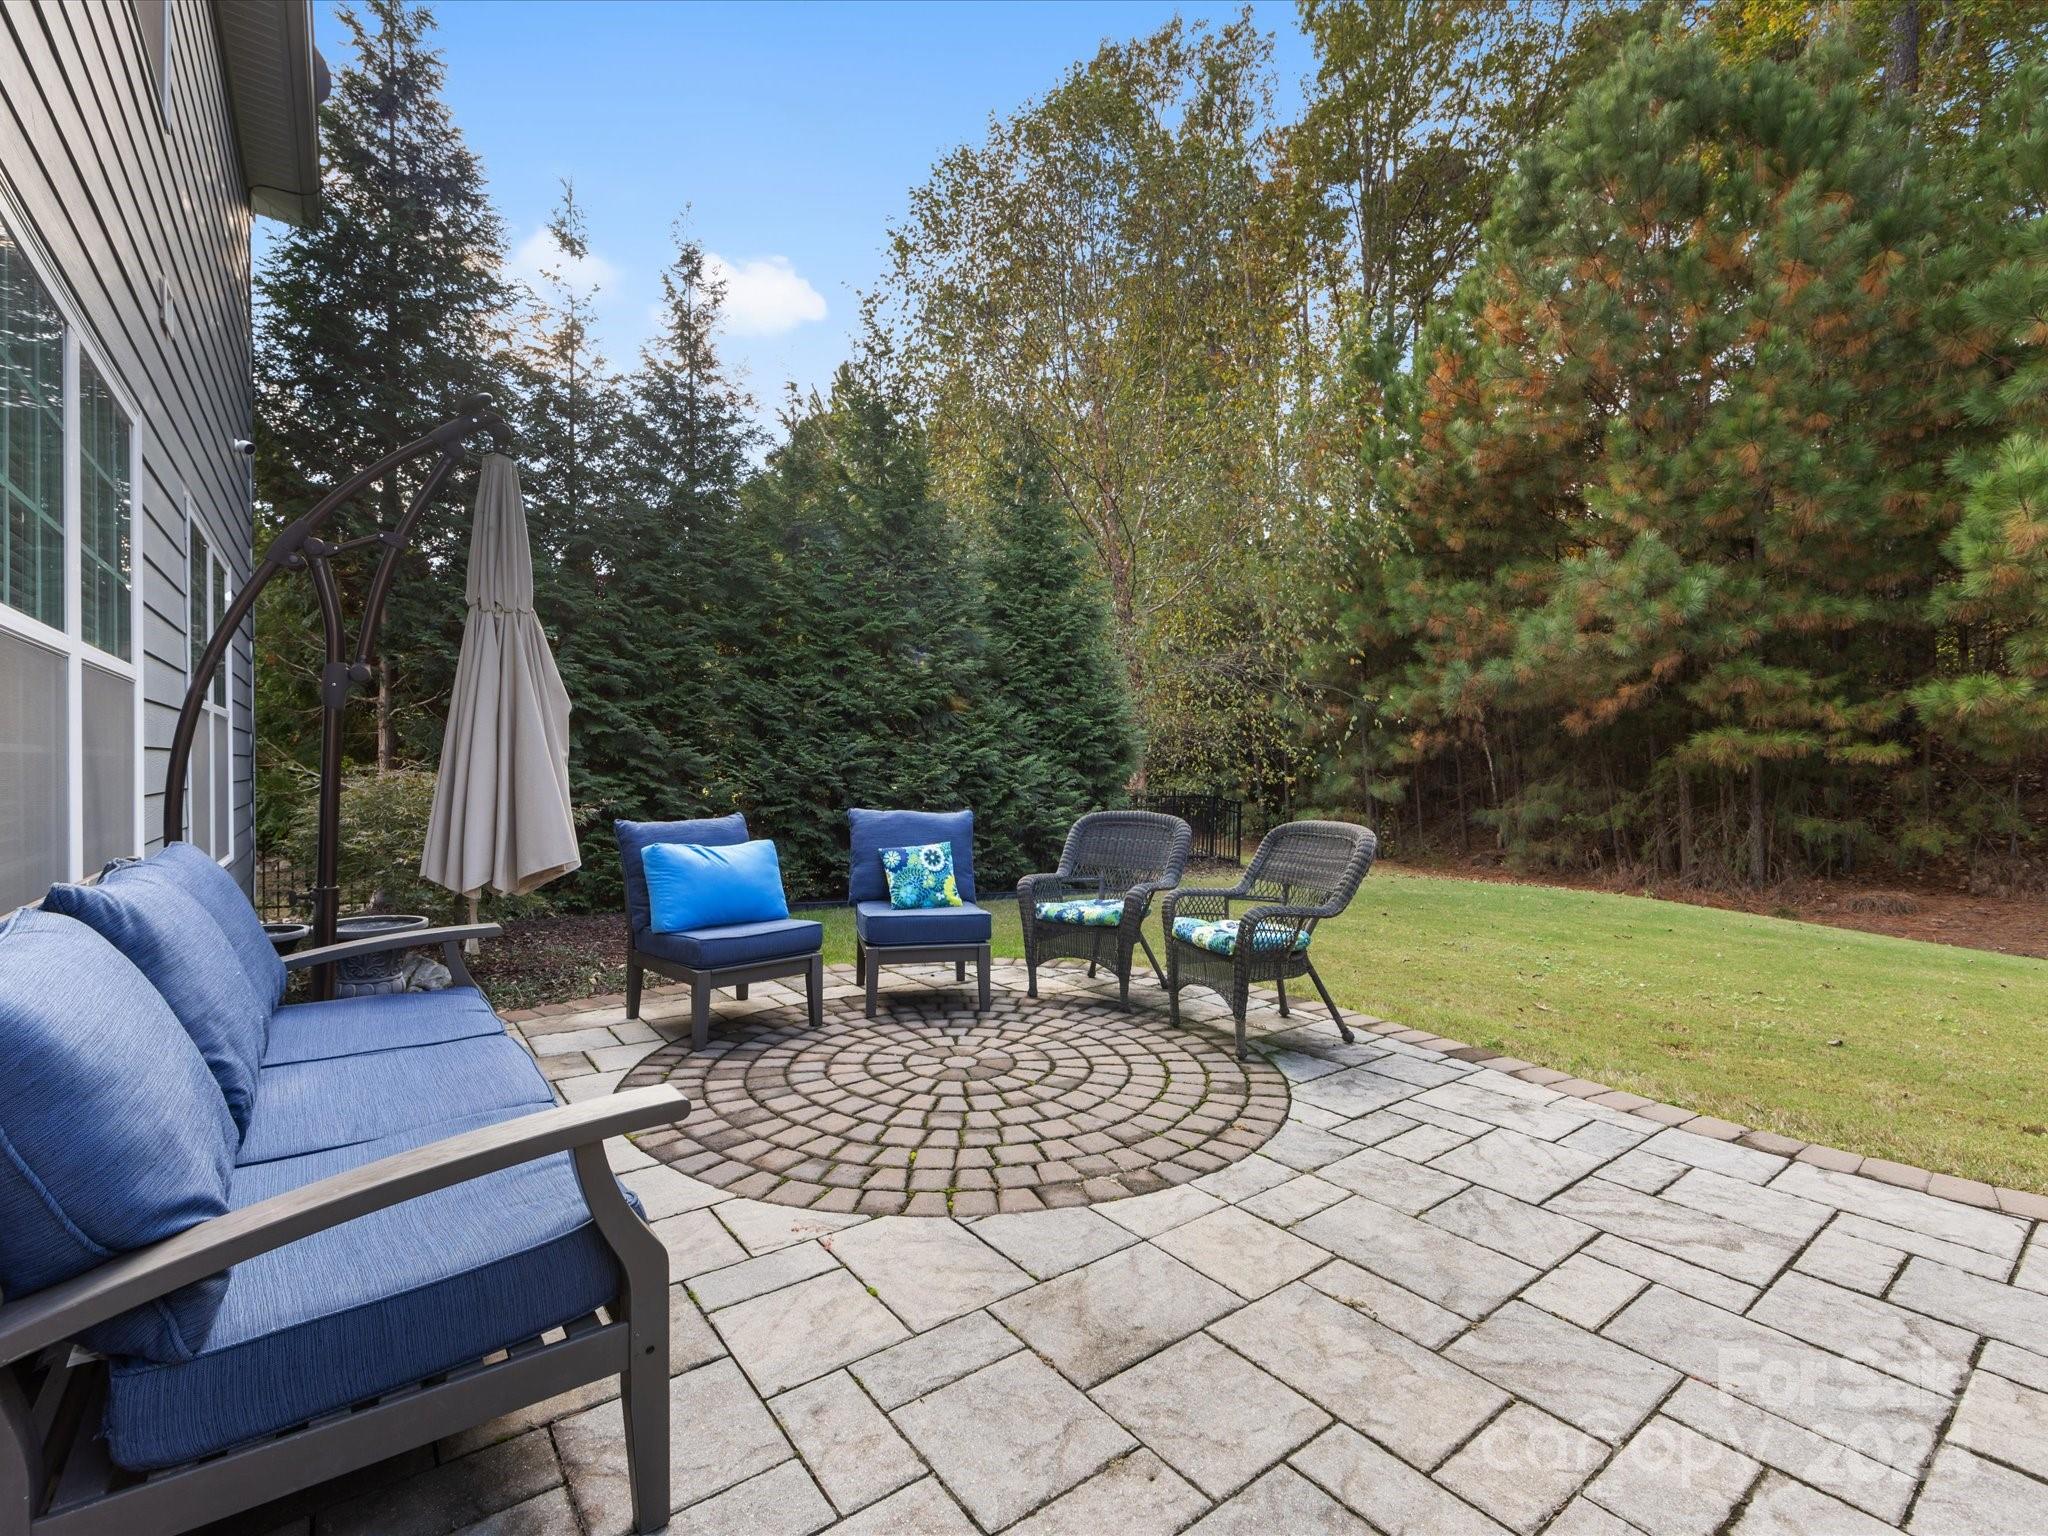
[
  {"x1": 188, "y1": 709, "x2": 212, "y2": 855},
  {"x1": 212, "y1": 714, "x2": 229, "y2": 859},
  {"x1": 78, "y1": 357, "x2": 131, "y2": 659},
  {"x1": 211, "y1": 553, "x2": 228, "y2": 706},
  {"x1": 0, "y1": 218, "x2": 66, "y2": 631},
  {"x1": 82, "y1": 661, "x2": 133, "y2": 870},
  {"x1": 0, "y1": 627, "x2": 67, "y2": 910},
  {"x1": 189, "y1": 521, "x2": 210, "y2": 687}
]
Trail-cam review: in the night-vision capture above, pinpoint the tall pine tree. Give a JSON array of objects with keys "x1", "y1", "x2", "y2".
[{"x1": 254, "y1": 0, "x2": 511, "y2": 788}]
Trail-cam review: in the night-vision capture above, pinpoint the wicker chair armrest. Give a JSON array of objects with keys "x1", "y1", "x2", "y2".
[
  {"x1": 1022, "y1": 873, "x2": 1104, "y2": 905},
  {"x1": 1162, "y1": 887, "x2": 1244, "y2": 926},
  {"x1": 0, "y1": 1086, "x2": 688, "y2": 1367},
  {"x1": 1233, "y1": 903, "x2": 1329, "y2": 951}
]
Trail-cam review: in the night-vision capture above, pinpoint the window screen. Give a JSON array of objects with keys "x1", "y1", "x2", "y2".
[
  {"x1": 0, "y1": 627, "x2": 68, "y2": 910},
  {"x1": 81, "y1": 661, "x2": 134, "y2": 872},
  {"x1": 79, "y1": 356, "x2": 132, "y2": 660}
]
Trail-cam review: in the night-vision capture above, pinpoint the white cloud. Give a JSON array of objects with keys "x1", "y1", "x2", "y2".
[
  {"x1": 705, "y1": 253, "x2": 827, "y2": 336},
  {"x1": 509, "y1": 227, "x2": 618, "y2": 294}
]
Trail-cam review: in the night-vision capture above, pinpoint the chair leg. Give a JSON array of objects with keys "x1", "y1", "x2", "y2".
[
  {"x1": 807, "y1": 953, "x2": 824, "y2": 1031},
  {"x1": 1086, "y1": 933, "x2": 1101, "y2": 978},
  {"x1": 977, "y1": 944, "x2": 991, "y2": 1012},
  {"x1": 736, "y1": 982, "x2": 749, "y2": 1001},
  {"x1": 1232, "y1": 970, "x2": 1251, "y2": 1060},
  {"x1": 855, "y1": 939, "x2": 865, "y2": 986},
  {"x1": 865, "y1": 951, "x2": 880, "y2": 1018},
  {"x1": 1136, "y1": 931, "x2": 1166, "y2": 986},
  {"x1": 1117, "y1": 943, "x2": 1132, "y2": 1011},
  {"x1": 955, "y1": 958, "x2": 966, "y2": 983},
  {"x1": 625, "y1": 957, "x2": 643, "y2": 1021},
  {"x1": 1277, "y1": 976, "x2": 1290, "y2": 1017},
  {"x1": 691, "y1": 977, "x2": 711, "y2": 1051},
  {"x1": 1026, "y1": 937, "x2": 1038, "y2": 999},
  {"x1": 1305, "y1": 962, "x2": 1354, "y2": 1043},
  {"x1": 571, "y1": 1143, "x2": 670, "y2": 1533},
  {"x1": 1166, "y1": 947, "x2": 1182, "y2": 1029}
]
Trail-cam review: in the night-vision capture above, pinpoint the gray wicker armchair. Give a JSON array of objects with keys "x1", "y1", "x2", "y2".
[
  {"x1": 1018, "y1": 811, "x2": 1192, "y2": 1009},
  {"x1": 1162, "y1": 819, "x2": 1377, "y2": 1059}
]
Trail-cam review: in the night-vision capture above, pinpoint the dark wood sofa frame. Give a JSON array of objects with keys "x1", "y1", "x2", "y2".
[{"x1": 1, "y1": 927, "x2": 684, "y2": 1536}]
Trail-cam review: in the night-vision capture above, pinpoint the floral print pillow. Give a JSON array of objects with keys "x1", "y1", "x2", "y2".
[{"x1": 881, "y1": 842, "x2": 963, "y2": 909}]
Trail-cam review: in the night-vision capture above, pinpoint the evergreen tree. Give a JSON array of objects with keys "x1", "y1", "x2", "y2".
[
  {"x1": 254, "y1": 0, "x2": 511, "y2": 779},
  {"x1": 1351, "y1": 30, "x2": 1976, "y2": 881},
  {"x1": 977, "y1": 436, "x2": 1137, "y2": 875},
  {"x1": 506, "y1": 183, "x2": 634, "y2": 896}
]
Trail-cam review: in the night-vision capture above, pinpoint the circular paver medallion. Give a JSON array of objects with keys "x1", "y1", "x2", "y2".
[{"x1": 620, "y1": 988, "x2": 1290, "y2": 1217}]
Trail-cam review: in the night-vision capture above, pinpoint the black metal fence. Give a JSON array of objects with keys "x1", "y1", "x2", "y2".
[
  {"x1": 254, "y1": 854, "x2": 374, "y2": 924},
  {"x1": 1120, "y1": 792, "x2": 1246, "y2": 864}
]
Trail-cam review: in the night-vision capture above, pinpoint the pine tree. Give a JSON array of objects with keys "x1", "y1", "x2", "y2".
[
  {"x1": 977, "y1": 435, "x2": 1137, "y2": 876},
  {"x1": 506, "y1": 183, "x2": 634, "y2": 894},
  {"x1": 254, "y1": 0, "x2": 511, "y2": 777},
  {"x1": 1358, "y1": 29, "x2": 1976, "y2": 881}
]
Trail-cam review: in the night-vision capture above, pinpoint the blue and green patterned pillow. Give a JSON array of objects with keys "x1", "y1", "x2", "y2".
[
  {"x1": 1035, "y1": 898, "x2": 1125, "y2": 926},
  {"x1": 882, "y1": 842, "x2": 963, "y2": 909}
]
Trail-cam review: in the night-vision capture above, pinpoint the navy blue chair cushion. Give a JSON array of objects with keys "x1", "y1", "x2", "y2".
[
  {"x1": 104, "y1": 1105, "x2": 624, "y2": 1470},
  {"x1": 854, "y1": 900, "x2": 993, "y2": 947},
  {"x1": 848, "y1": 808, "x2": 976, "y2": 906},
  {"x1": 43, "y1": 870, "x2": 270, "y2": 1135},
  {"x1": 263, "y1": 986, "x2": 507, "y2": 1067},
  {"x1": 149, "y1": 842, "x2": 286, "y2": 1011},
  {"x1": 0, "y1": 910, "x2": 235, "y2": 1362},
  {"x1": 237, "y1": 1033, "x2": 554, "y2": 1167},
  {"x1": 637, "y1": 916, "x2": 824, "y2": 971},
  {"x1": 616, "y1": 813, "x2": 749, "y2": 937}
]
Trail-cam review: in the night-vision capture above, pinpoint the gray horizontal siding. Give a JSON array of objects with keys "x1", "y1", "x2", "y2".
[{"x1": 0, "y1": 0, "x2": 258, "y2": 884}]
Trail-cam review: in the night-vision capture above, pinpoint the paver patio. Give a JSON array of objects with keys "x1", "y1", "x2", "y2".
[{"x1": 210, "y1": 960, "x2": 2048, "y2": 1536}]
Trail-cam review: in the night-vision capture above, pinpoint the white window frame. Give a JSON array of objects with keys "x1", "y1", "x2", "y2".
[
  {"x1": 185, "y1": 496, "x2": 235, "y2": 868},
  {"x1": 0, "y1": 198, "x2": 146, "y2": 890}
]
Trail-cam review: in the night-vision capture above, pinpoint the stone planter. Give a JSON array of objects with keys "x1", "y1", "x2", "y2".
[
  {"x1": 333, "y1": 913, "x2": 430, "y2": 997},
  {"x1": 262, "y1": 921, "x2": 311, "y2": 955}
]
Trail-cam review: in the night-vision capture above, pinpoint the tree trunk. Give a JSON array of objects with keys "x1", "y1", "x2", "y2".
[
  {"x1": 376, "y1": 657, "x2": 394, "y2": 773},
  {"x1": 1886, "y1": 0, "x2": 1921, "y2": 97},
  {"x1": 1677, "y1": 766, "x2": 1696, "y2": 883},
  {"x1": 1749, "y1": 762, "x2": 1768, "y2": 888}
]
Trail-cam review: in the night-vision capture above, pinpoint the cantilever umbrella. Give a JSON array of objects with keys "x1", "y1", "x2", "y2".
[{"x1": 421, "y1": 453, "x2": 581, "y2": 904}]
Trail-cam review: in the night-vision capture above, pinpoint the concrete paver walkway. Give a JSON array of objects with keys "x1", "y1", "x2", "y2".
[{"x1": 232, "y1": 961, "x2": 2048, "y2": 1536}]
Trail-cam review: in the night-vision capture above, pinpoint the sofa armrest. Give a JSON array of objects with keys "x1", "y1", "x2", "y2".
[
  {"x1": 284, "y1": 922, "x2": 503, "y2": 971},
  {"x1": 0, "y1": 1085, "x2": 688, "y2": 1367}
]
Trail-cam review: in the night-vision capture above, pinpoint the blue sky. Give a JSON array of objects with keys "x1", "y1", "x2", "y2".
[{"x1": 280, "y1": 1, "x2": 1314, "y2": 428}]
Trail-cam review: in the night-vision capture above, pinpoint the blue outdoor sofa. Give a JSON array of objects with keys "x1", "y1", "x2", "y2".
[{"x1": 0, "y1": 843, "x2": 681, "y2": 1536}]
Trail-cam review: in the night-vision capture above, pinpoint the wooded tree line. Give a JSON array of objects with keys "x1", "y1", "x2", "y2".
[
  {"x1": 252, "y1": 0, "x2": 1132, "y2": 904},
  {"x1": 254, "y1": 0, "x2": 2046, "y2": 905}
]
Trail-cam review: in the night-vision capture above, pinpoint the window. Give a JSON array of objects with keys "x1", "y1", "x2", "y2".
[
  {"x1": 0, "y1": 211, "x2": 143, "y2": 912},
  {"x1": 187, "y1": 515, "x2": 232, "y2": 864},
  {"x1": 134, "y1": 0, "x2": 173, "y2": 120}
]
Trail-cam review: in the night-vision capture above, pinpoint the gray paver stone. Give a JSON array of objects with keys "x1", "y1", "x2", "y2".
[
  {"x1": 1293, "y1": 1195, "x2": 1538, "y2": 1319},
  {"x1": 671, "y1": 1461, "x2": 834, "y2": 1536},
  {"x1": 1908, "y1": 1446, "x2": 2048, "y2": 1535},
  {"x1": 713, "y1": 1269, "x2": 911, "y2": 1396},
  {"x1": 1003, "y1": 1450, "x2": 1209, "y2": 1536},
  {"x1": 1150, "y1": 1205, "x2": 1330, "y2": 1299},
  {"x1": 1180, "y1": 1466, "x2": 1371, "y2": 1536},
  {"x1": 828, "y1": 1216, "x2": 1033, "y2": 1331},
  {"x1": 770, "y1": 1370, "x2": 924, "y2": 1515},
  {"x1": 845, "y1": 1310, "x2": 1023, "y2": 1411},
  {"x1": 1446, "y1": 1301, "x2": 1676, "y2": 1442},
  {"x1": 1583, "y1": 1418, "x2": 1759, "y2": 1536},
  {"x1": 1290, "y1": 1423, "x2": 1511, "y2": 1536},
  {"x1": 990, "y1": 1242, "x2": 1239, "y2": 1386},
  {"x1": 1435, "y1": 1403, "x2": 1606, "y2": 1534}
]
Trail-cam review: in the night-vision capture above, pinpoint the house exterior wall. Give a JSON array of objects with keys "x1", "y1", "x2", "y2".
[{"x1": 0, "y1": 0, "x2": 259, "y2": 903}]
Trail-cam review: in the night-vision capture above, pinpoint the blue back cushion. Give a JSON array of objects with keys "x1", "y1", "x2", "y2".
[
  {"x1": 644, "y1": 839, "x2": 791, "y2": 933},
  {"x1": 44, "y1": 867, "x2": 270, "y2": 1137},
  {"x1": 616, "y1": 814, "x2": 748, "y2": 935},
  {"x1": 848, "y1": 808, "x2": 977, "y2": 905},
  {"x1": 0, "y1": 910, "x2": 235, "y2": 1361},
  {"x1": 150, "y1": 843, "x2": 285, "y2": 1010}
]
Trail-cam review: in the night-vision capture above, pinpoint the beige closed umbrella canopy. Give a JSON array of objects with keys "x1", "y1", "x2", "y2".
[{"x1": 421, "y1": 453, "x2": 581, "y2": 898}]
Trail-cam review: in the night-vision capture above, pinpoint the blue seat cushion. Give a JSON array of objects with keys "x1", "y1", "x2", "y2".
[
  {"x1": 616, "y1": 813, "x2": 749, "y2": 936},
  {"x1": 264, "y1": 986, "x2": 507, "y2": 1066},
  {"x1": 1035, "y1": 898, "x2": 1126, "y2": 927},
  {"x1": 42, "y1": 869, "x2": 270, "y2": 1135},
  {"x1": 104, "y1": 1105, "x2": 624, "y2": 1470},
  {"x1": 848, "y1": 808, "x2": 976, "y2": 905},
  {"x1": 149, "y1": 842, "x2": 286, "y2": 1011},
  {"x1": 236, "y1": 1033, "x2": 553, "y2": 1167},
  {"x1": 637, "y1": 916, "x2": 823, "y2": 971},
  {"x1": 1171, "y1": 916, "x2": 1311, "y2": 957},
  {"x1": 0, "y1": 910, "x2": 235, "y2": 1363},
  {"x1": 855, "y1": 900, "x2": 992, "y2": 947}
]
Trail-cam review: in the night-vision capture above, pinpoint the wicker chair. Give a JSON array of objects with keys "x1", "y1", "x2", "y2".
[
  {"x1": 1017, "y1": 811, "x2": 1192, "y2": 1009},
  {"x1": 1162, "y1": 820, "x2": 1377, "y2": 1059}
]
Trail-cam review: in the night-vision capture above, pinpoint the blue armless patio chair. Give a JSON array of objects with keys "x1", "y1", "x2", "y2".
[{"x1": 848, "y1": 807, "x2": 993, "y2": 1017}]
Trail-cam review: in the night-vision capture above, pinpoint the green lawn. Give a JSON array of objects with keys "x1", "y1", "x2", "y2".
[{"x1": 807, "y1": 869, "x2": 2048, "y2": 1191}]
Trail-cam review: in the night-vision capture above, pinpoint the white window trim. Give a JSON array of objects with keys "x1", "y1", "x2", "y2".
[
  {"x1": 185, "y1": 494, "x2": 235, "y2": 869},
  {"x1": 0, "y1": 199, "x2": 146, "y2": 885}
]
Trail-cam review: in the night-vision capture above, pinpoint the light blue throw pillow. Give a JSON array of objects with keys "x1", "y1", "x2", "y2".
[
  {"x1": 644, "y1": 838, "x2": 791, "y2": 933},
  {"x1": 882, "y1": 842, "x2": 963, "y2": 909}
]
